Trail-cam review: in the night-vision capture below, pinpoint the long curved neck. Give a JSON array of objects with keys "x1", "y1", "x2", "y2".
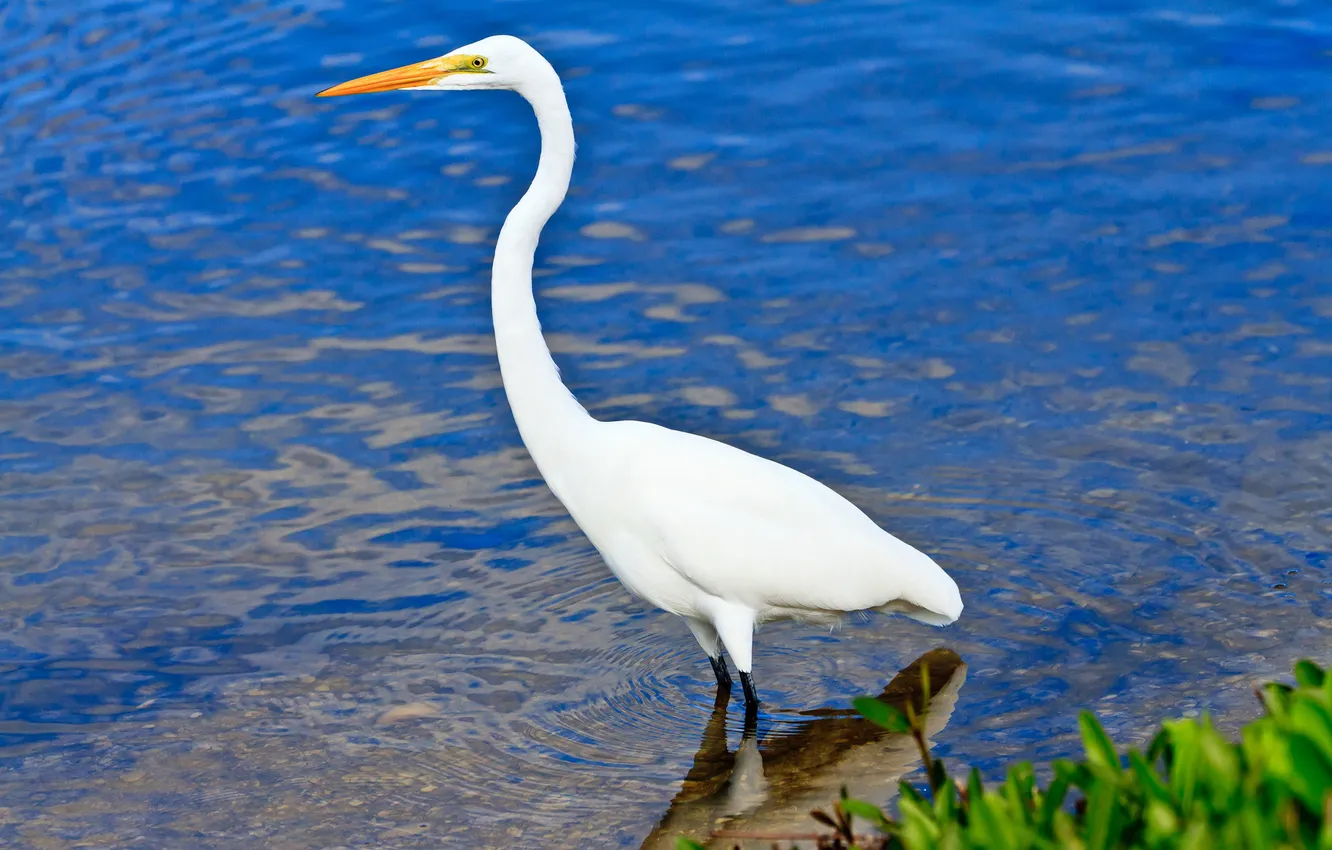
[{"x1": 493, "y1": 66, "x2": 593, "y2": 494}]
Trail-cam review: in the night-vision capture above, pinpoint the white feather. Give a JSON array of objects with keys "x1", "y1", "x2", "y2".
[{"x1": 320, "y1": 34, "x2": 964, "y2": 697}]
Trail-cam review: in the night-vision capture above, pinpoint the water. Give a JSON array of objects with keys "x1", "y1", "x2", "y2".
[{"x1": 1, "y1": 0, "x2": 1329, "y2": 845}]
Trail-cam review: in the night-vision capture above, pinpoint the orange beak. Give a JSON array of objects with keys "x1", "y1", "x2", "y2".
[{"x1": 317, "y1": 58, "x2": 449, "y2": 97}]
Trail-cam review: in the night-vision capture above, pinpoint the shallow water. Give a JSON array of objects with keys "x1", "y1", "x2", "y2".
[{"x1": 1, "y1": 0, "x2": 1329, "y2": 846}]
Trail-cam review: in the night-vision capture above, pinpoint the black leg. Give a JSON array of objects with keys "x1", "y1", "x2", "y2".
[
  {"x1": 739, "y1": 671, "x2": 759, "y2": 708},
  {"x1": 742, "y1": 697, "x2": 759, "y2": 737},
  {"x1": 708, "y1": 654, "x2": 733, "y2": 690}
]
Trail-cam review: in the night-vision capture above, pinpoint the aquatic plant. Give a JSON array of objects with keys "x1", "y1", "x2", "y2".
[{"x1": 678, "y1": 659, "x2": 1332, "y2": 849}]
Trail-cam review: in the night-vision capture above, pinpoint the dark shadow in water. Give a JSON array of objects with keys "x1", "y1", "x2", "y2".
[{"x1": 642, "y1": 648, "x2": 966, "y2": 848}]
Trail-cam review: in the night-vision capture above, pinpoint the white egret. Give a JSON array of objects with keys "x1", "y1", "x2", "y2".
[{"x1": 318, "y1": 35, "x2": 963, "y2": 711}]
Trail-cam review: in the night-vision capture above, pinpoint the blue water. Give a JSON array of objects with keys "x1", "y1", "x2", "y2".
[{"x1": 1, "y1": 0, "x2": 1329, "y2": 845}]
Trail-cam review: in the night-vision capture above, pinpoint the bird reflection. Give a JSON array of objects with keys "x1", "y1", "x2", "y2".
[{"x1": 642, "y1": 648, "x2": 966, "y2": 848}]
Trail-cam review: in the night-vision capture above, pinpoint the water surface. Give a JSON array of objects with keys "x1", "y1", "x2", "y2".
[{"x1": 1, "y1": 0, "x2": 1329, "y2": 846}]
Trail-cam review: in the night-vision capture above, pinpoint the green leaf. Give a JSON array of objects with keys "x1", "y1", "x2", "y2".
[
  {"x1": 1037, "y1": 771, "x2": 1071, "y2": 833},
  {"x1": 1008, "y1": 762, "x2": 1035, "y2": 801},
  {"x1": 929, "y1": 757, "x2": 950, "y2": 795},
  {"x1": 1295, "y1": 659, "x2": 1326, "y2": 689},
  {"x1": 1079, "y1": 712, "x2": 1122, "y2": 775},
  {"x1": 1144, "y1": 800, "x2": 1179, "y2": 842},
  {"x1": 968, "y1": 767, "x2": 986, "y2": 812},
  {"x1": 899, "y1": 779, "x2": 926, "y2": 805},
  {"x1": 674, "y1": 838, "x2": 707, "y2": 850},
  {"x1": 1290, "y1": 698, "x2": 1332, "y2": 762},
  {"x1": 1054, "y1": 757, "x2": 1093, "y2": 791},
  {"x1": 1319, "y1": 798, "x2": 1332, "y2": 850},
  {"x1": 1194, "y1": 717, "x2": 1242, "y2": 807},
  {"x1": 967, "y1": 787, "x2": 1005, "y2": 846},
  {"x1": 935, "y1": 776, "x2": 958, "y2": 821},
  {"x1": 1285, "y1": 733, "x2": 1332, "y2": 812},
  {"x1": 1260, "y1": 682, "x2": 1295, "y2": 718},
  {"x1": 1145, "y1": 729, "x2": 1169, "y2": 766},
  {"x1": 840, "y1": 797, "x2": 891, "y2": 829},
  {"x1": 898, "y1": 795, "x2": 943, "y2": 846},
  {"x1": 795, "y1": 660, "x2": 1332, "y2": 850},
  {"x1": 1003, "y1": 763, "x2": 1036, "y2": 825},
  {"x1": 1164, "y1": 720, "x2": 1200, "y2": 809},
  {"x1": 1082, "y1": 778, "x2": 1125, "y2": 850},
  {"x1": 854, "y1": 696, "x2": 912, "y2": 733},
  {"x1": 1127, "y1": 750, "x2": 1169, "y2": 804}
]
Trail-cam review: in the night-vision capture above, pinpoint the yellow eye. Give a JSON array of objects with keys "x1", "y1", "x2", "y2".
[{"x1": 470, "y1": 56, "x2": 487, "y2": 70}]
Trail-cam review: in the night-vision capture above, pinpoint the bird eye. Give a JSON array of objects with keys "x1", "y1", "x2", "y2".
[{"x1": 471, "y1": 56, "x2": 487, "y2": 69}]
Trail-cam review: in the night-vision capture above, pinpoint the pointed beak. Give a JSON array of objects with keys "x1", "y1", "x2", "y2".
[{"x1": 317, "y1": 58, "x2": 447, "y2": 97}]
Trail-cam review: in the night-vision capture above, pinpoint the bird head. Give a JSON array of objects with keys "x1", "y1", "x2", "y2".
[{"x1": 317, "y1": 35, "x2": 543, "y2": 97}]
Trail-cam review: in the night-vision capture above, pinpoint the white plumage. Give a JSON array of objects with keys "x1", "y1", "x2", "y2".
[{"x1": 319, "y1": 35, "x2": 963, "y2": 708}]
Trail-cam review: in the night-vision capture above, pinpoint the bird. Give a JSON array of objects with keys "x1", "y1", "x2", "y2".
[{"x1": 318, "y1": 35, "x2": 963, "y2": 714}]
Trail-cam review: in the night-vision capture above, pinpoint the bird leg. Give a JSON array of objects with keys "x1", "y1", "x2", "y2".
[
  {"x1": 739, "y1": 671, "x2": 760, "y2": 709},
  {"x1": 708, "y1": 654, "x2": 733, "y2": 690},
  {"x1": 741, "y1": 696, "x2": 759, "y2": 737}
]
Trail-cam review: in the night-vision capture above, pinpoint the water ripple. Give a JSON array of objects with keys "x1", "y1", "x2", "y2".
[{"x1": 0, "y1": 0, "x2": 1328, "y2": 846}]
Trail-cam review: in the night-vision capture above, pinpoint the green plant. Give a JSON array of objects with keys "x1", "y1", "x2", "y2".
[{"x1": 682, "y1": 659, "x2": 1332, "y2": 849}]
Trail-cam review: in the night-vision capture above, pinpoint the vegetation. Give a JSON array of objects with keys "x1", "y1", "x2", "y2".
[{"x1": 678, "y1": 659, "x2": 1332, "y2": 849}]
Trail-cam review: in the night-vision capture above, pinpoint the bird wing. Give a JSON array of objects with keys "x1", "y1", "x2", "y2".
[{"x1": 604, "y1": 420, "x2": 954, "y2": 617}]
